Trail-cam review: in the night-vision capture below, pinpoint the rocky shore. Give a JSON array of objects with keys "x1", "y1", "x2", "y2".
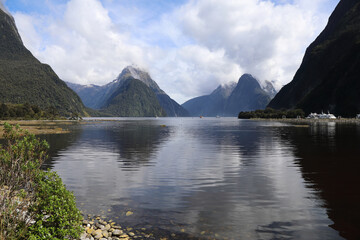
[
  {"x1": 78, "y1": 214, "x2": 203, "y2": 240},
  {"x1": 80, "y1": 216, "x2": 140, "y2": 240},
  {"x1": 79, "y1": 215, "x2": 167, "y2": 240}
]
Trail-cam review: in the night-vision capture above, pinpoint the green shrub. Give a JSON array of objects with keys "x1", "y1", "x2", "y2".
[
  {"x1": 0, "y1": 123, "x2": 48, "y2": 240},
  {"x1": 0, "y1": 123, "x2": 83, "y2": 240},
  {"x1": 27, "y1": 171, "x2": 82, "y2": 240}
]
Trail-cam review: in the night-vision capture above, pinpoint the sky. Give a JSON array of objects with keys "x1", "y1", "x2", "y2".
[{"x1": 1, "y1": 0, "x2": 339, "y2": 104}]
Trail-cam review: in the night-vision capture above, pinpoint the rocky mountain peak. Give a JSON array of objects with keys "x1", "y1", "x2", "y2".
[
  {"x1": 237, "y1": 74, "x2": 262, "y2": 89},
  {"x1": 116, "y1": 66, "x2": 164, "y2": 94},
  {"x1": 211, "y1": 82, "x2": 237, "y2": 99},
  {"x1": 262, "y1": 80, "x2": 277, "y2": 98},
  {"x1": 118, "y1": 66, "x2": 150, "y2": 82}
]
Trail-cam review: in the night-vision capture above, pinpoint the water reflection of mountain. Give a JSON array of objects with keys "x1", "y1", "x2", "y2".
[
  {"x1": 278, "y1": 123, "x2": 360, "y2": 239},
  {"x1": 109, "y1": 122, "x2": 171, "y2": 167},
  {"x1": 63, "y1": 121, "x2": 171, "y2": 169},
  {"x1": 40, "y1": 127, "x2": 83, "y2": 169}
]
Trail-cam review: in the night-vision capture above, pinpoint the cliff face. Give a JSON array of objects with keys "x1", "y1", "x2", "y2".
[
  {"x1": 0, "y1": 7, "x2": 86, "y2": 116},
  {"x1": 268, "y1": 0, "x2": 360, "y2": 117}
]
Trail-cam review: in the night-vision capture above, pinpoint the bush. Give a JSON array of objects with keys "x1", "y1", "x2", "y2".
[
  {"x1": 27, "y1": 171, "x2": 82, "y2": 240},
  {"x1": 0, "y1": 123, "x2": 48, "y2": 240},
  {"x1": 0, "y1": 123, "x2": 82, "y2": 240}
]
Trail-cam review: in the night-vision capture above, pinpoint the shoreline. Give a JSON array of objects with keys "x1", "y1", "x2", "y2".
[
  {"x1": 1, "y1": 117, "x2": 360, "y2": 138},
  {"x1": 247, "y1": 118, "x2": 360, "y2": 124},
  {"x1": 79, "y1": 215, "x2": 201, "y2": 240},
  {"x1": 0, "y1": 120, "x2": 81, "y2": 138}
]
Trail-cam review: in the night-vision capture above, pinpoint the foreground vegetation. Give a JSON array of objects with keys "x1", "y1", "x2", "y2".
[
  {"x1": 0, "y1": 103, "x2": 60, "y2": 120},
  {"x1": 0, "y1": 123, "x2": 82, "y2": 239},
  {"x1": 238, "y1": 108, "x2": 305, "y2": 119},
  {"x1": 0, "y1": 103, "x2": 84, "y2": 120}
]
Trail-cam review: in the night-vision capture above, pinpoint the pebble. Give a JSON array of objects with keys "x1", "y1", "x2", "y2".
[
  {"x1": 78, "y1": 215, "x2": 185, "y2": 240},
  {"x1": 112, "y1": 229, "x2": 123, "y2": 236}
]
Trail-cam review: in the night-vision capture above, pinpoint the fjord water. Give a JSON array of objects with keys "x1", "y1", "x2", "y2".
[{"x1": 43, "y1": 118, "x2": 360, "y2": 239}]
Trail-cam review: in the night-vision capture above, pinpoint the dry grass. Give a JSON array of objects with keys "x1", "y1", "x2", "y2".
[{"x1": 0, "y1": 120, "x2": 79, "y2": 138}]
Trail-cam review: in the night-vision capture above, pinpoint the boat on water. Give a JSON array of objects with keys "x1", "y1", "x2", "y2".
[
  {"x1": 306, "y1": 112, "x2": 336, "y2": 119},
  {"x1": 357, "y1": 114, "x2": 360, "y2": 119}
]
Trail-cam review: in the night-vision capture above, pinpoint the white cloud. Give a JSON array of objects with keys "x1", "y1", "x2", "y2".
[
  {"x1": 14, "y1": 0, "x2": 147, "y2": 86},
  {"x1": 175, "y1": 0, "x2": 333, "y2": 90},
  {"x1": 150, "y1": 45, "x2": 242, "y2": 102},
  {"x1": 10, "y1": 0, "x2": 338, "y2": 103}
]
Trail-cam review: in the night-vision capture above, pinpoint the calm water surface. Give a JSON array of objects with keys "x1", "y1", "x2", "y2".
[{"x1": 42, "y1": 118, "x2": 360, "y2": 239}]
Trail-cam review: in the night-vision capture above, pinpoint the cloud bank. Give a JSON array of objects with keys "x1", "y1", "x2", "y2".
[{"x1": 9, "y1": 0, "x2": 338, "y2": 103}]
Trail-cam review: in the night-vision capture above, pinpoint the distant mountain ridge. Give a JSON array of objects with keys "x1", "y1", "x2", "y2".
[
  {"x1": 182, "y1": 74, "x2": 275, "y2": 117},
  {"x1": 67, "y1": 66, "x2": 188, "y2": 117},
  {"x1": 268, "y1": 0, "x2": 360, "y2": 116},
  {"x1": 0, "y1": 6, "x2": 86, "y2": 116}
]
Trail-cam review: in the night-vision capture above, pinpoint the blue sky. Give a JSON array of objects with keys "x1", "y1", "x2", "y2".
[{"x1": 2, "y1": 0, "x2": 340, "y2": 103}]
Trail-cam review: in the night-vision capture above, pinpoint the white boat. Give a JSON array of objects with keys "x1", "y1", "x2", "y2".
[
  {"x1": 307, "y1": 112, "x2": 336, "y2": 119},
  {"x1": 357, "y1": 114, "x2": 360, "y2": 119}
]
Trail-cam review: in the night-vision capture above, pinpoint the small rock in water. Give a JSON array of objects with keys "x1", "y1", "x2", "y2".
[
  {"x1": 93, "y1": 229, "x2": 103, "y2": 239},
  {"x1": 112, "y1": 229, "x2": 123, "y2": 236},
  {"x1": 120, "y1": 233, "x2": 129, "y2": 238},
  {"x1": 102, "y1": 230, "x2": 109, "y2": 238},
  {"x1": 86, "y1": 227, "x2": 94, "y2": 234},
  {"x1": 105, "y1": 224, "x2": 111, "y2": 230}
]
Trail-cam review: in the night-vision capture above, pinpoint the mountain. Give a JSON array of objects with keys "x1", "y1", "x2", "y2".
[
  {"x1": 0, "y1": 6, "x2": 86, "y2": 116},
  {"x1": 225, "y1": 74, "x2": 271, "y2": 116},
  {"x1": 268, "y1": 0, "x2": 360, "y2": 117},
  {"x1": 114, "y1": 66, "x2": 188, "y2": 117},
  {"x1": 182, "y1": 74, "x2": 272, "y2": 117},
  {"x1": 65, "y1": 82, "x2": 103, "y2": 109},
  {"x1": 101, "y1": 77, "x2": 166, "y2": 117},
  {"x1": 182, "y1": 82, "x2": 236, "y2": 117},
  {"x1": 67, "y1": 66, "x2": 189, "y2": 117}
]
